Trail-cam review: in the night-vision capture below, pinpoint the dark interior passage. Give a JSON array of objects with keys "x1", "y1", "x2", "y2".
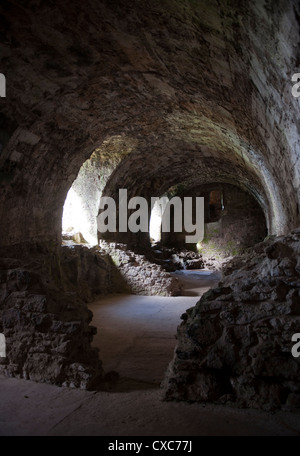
[{"x1": 0, "y1": 0, "x2": 300, "y2": 434}]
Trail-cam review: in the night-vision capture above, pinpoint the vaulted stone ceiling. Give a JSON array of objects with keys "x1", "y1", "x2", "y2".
[{"x1": 0, "y1": 0, "x2": 299, "y2": 251}]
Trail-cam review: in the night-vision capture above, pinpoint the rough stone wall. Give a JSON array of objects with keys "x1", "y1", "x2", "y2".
[
  {"x1": 100, "y1": 241, "x2": 182, "y2": 296},
  {"x1": 0, "y1": 240, "x2": 182, "y2": 388},
  {"x1": 0, "y1": 256, "x2": 103, "y2": 389},
  {"x1": 200, "y1": 184, "x2": 268, "y2": 258},
  {"x1": 0, "y1": 0, "x2": 299, "y2": 253},
  {"x1": 60, "y1": 244, "x2": 113, "y2": 301},
  {"x1": 163, "y1": 229, "x2": 300, "y2": 410},
  {"x1": 62, "y1": 136, "x2": 138, "y2": 245},
  {"x1": 60, "y1": 239, "x2": 182, "y2": 297},
  {"x1": 161, "y1": 183, "x2": 267, "y2": 253},
  {"x1": 221, "y1": 185, "x2": 267, "y2": 247},
  {"x1": 0, "y1": 0, "x2": 300, "y2": 396}
]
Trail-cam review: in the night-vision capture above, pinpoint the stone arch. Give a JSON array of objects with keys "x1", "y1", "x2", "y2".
[{"x1": 0, "y1": 0, "x2": 299, "y2": 407}]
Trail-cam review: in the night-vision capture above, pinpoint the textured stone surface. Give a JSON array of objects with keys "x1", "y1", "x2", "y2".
[
  {"x1": 0, "y1": 0, "x2": 300, "y2": 398},
  {"x1": 163, "y1": 229, "x2": 300, "y2": 410},
  {"x1": 150, "y1": 247, "x2": 205, "y2": 271},
  {"x1": 161, "y1": 182, "x2": 267, "y2": 253},
  {"x1": 62, "y1": 136, "x2": 138, "y2": 245},
  {"x1": 0, "y1": 0, "x2": 299, "y2": 253},
  {"x1": 0, "y1": 256, "x2": 103, "y2": 389},
  {"x1": 100, "y1": 241, "x2": 182, "y2": 296},
  {"x1": 0, "y1": 238, "x2": 182, "y2": 387},
  {"x1": 60, "y1": 244, "x2": 112, "y2": 301}
]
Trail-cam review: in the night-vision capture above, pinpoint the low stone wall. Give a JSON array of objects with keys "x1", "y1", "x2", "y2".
[
  {"x1": 60, "y1": 244, "x2": 113, "y2": 301},
  {"x1": 163, "y1": 229, "x2": 300, "y2": 410},
  {"x1": 0, "y1": 256, "x2": 103, "y2": 388},
  {"x1": 99, "y1": 241, "x2": 182, "y2": 296},
  {"x1": 61, "y1": 238, "x2": 182, "y2": 297},
  {"x1": 0, "y1": 241, "x2": 181, "y2": 388}
]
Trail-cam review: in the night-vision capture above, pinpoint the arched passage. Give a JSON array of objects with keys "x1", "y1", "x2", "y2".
[
  {"x1": 61, "y1": 139, "x2": 271, "y2": 252},
  {"x1": 1, "y1": 0, "x2": 299, "y2": 254},
  {"x1": 0, "y1": 0, "x2": 299, "y2": 409}
]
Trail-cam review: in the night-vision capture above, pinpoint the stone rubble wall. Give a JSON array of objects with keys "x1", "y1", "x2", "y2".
[
  {"x1": 60, "y1": 244, "x2": 113, "y2": 301},
  {"x1": 0, "y1": 241, "x2": 181, "y2": 388},
  {"x1": 0, "y1": 257, "x2": 103, "y2": 389},
  {"x1": 163, "y1": 229, "x2": 300, "y2": 411},
  {"x1": 99, "y1": 241, "x2": 182, "y2": 296}
]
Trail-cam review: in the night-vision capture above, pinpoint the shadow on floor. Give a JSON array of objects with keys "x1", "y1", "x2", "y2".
[{"x1": 100, "y1": 375, "x2": 160, "y2": 393}]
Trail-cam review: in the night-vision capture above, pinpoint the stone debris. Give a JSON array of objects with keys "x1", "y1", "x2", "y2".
[
  {"x1": 163, "y1": 229, "x2": 300, "y2": 411},
  {"x1": 0, "y1": 257, "x2": 103, "y2": 389},
  {"x1": 150, "y1": 245, "x2": 205, "y2": 272},
  {"x1": 99, "y1": 241, "x2": 182, "y2": 296},
  {"x1": 0, "y1": 241, "x2": 181, "y2": 388}
]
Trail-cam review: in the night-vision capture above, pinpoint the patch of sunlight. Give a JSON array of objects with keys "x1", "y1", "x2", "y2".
[{"x1": 62, "y1": 187, "x2": 98, "y2": 245}]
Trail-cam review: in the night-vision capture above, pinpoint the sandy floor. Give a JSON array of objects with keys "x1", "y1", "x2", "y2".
[{"x1": 0, "y1": 270, "x2": 299, "y2": 436}]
